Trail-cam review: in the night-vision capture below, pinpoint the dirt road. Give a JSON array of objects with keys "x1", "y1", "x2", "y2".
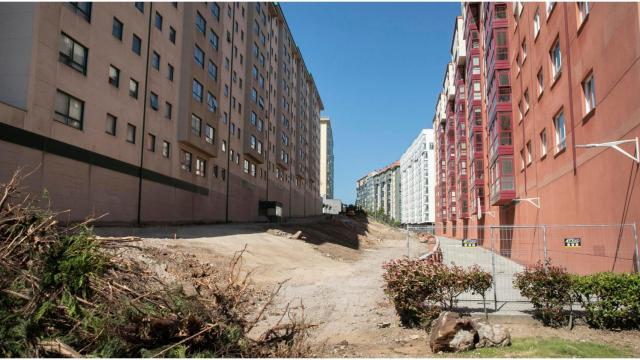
[{"x1": 96, "y1": 216, "x2": 640, "y2": 357}]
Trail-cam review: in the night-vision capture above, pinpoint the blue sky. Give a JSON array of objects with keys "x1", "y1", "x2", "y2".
[{"x1": 280, "y1": 2, "x2": 460, "y2": 203}]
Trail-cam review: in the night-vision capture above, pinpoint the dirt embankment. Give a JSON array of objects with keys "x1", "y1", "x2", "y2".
[{"x1": 100, "y1": 216, "x2": 640, "y2": 357}]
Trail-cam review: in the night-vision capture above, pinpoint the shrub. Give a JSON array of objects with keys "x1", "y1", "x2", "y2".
[
  {"x1": 573, "y1": 272, "x2": 640, "y2": 329},
  {"x1": 513, "y1": 260, "x2": 573, "y2": 327},
  {"x1": 382, "y1": 258, "x2": 492, "y2": 329}
]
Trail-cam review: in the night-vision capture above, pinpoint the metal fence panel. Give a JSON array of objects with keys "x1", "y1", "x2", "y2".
[{"x1": 403, "y1": 223, "x2": 639, "y2": 312}]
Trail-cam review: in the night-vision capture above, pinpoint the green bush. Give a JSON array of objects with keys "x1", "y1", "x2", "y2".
[
  {"x1": 573, "y1": 272, "x2": 640, "y2": 329},
  {"x1": 382, "y1": 259, "x2": 492, "y2": 329},
  {"x1": 513, "y1": 260, "x2": 573, "y2": 327}
]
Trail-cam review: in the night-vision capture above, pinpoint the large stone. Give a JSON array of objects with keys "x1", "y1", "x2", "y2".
[
  {"x1": 471, "y1": 319, "x2": 511, "y2": 348},
  {"x1": 429, "y1": 312, "x2": 477, "y2": 353}
]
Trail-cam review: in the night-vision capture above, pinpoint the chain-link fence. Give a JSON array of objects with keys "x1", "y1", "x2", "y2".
[{"x1": 404, "y1": 223, "x2": 639, "y2": 312}]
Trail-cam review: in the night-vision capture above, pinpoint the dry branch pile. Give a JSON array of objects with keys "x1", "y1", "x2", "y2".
[{"x1": 0, "y1": 170, "x2": 313, "y2": 357}]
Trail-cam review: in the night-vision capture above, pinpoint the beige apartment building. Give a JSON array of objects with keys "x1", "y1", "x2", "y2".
[
  {"x1": 319, "y1": 116, "x2": 333, "y2": 199},
  {"x1": 0, "y1": 2, "x2": 324, "y2": 224}
]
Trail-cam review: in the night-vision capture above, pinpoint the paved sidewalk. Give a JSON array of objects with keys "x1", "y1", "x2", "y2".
[{"x1": 436, "y1": 236, "x2": 533, "y2": 313}]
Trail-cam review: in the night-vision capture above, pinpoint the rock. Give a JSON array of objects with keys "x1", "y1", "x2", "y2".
[
  {"x1": 289, "y1": 230, "x2": 303, "y2": 239},
  {"x1": 409, "y1": 334, "x2": 420, "y2": 340},
  {"x1": 429, "y1": 311, "x2": 477, "y2": 353},
  {"x1": 471, "y1": 320, "x2": 511, "y2": 348},
  {"x1": 377, "y1": 321, "x2": 391, "y2": 328},
  {"x1": 450, "y1": 330, "x2": 476, "y2": 352}
]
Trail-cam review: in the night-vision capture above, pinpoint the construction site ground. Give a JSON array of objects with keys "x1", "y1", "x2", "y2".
[{"x1": 96, "y1": 215, "x2": 640, "y2": 357}]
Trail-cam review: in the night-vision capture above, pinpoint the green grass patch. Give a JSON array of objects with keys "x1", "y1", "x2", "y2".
[{"x1": 447, "y1": 337, "x2": 634, "y2": 358}]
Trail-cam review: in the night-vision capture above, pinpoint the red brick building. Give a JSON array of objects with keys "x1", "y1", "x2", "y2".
[{"x1": 434, "y1": 2, "x2": 640, "y2": 273}]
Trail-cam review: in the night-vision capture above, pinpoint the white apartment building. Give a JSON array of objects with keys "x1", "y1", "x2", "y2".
[
  {"x1": 320, "y1": 117, "x2": 334, "y2": 199},
  {"x1": 400, "y1": 129, "x2": 436, "y2": 224}
]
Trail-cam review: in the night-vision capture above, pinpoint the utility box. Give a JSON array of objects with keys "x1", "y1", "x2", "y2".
[{"x1": 259, "y1": 201, "x2": 283, "y2": 222}]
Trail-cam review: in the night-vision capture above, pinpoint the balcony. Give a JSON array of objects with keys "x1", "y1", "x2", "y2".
[
  {"x1": 489, "y1": 154, "x2": 516, "y2": 206},
  {"x1": 453, "y1": 17, "x2": 467, "y2": 66}
]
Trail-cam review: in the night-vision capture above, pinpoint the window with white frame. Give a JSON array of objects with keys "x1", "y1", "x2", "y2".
[
  {"x1": 582, "y1": 73, "x2": 596, "y2": 114},
  {"x1": 554, "y1": 110, "x2": 566, "y2": 152},
  {"x1": 537, "y1": 68, "x2": 544, "y2": 96},
  {"x1": 195, "y1": 158, "x2": 206, "y2": 177},
  {"x1": 546, "y1": 1, "x2": 556, "y2": 15},
  {"x1": 578, "y1": 2, "x2": 590, "y2": 24},
  {"x1": 540, "y1": 129, "x2": 547, "y2": 157},
  {"x1": 533, "y1": 9, "x2": 541, "y2": 37},
  {"x1": 550, "y1": 39, "x2": 562, "y2": 80}
]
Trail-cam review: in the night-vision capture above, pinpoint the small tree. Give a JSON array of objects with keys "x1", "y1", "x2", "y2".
[
  {"x1": 513, "y1": 260, "x2": 573, "y2": 327},
  {"x1": 466, "y1": 265, "x2": 493, "y2": 320}
]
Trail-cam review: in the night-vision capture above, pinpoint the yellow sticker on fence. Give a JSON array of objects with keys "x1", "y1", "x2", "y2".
[
  {"x1": 564, "y1": 238, "x2": 582, "y2": 247},
  {"x1": 462, "y1": 239, "x2": 478, "y2": 247}
]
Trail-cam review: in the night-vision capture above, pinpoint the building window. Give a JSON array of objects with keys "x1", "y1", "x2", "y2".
[
  {"x1": 211, "y1": 2, "x2": 220, "y2": 20},
  {"x1": 495, "y1": 4, "x2": 507, "y2": 19},
  {"x1": 251, "y1": 88, "x2": 257, "y2": 102},
  {"x1": 194, "y1": 45, "x2": 204, "y2": 68},
  {"x1": 521, "y1": 39, "x2": 527, "y2": 62},
  {"x1": 108, "y1": 65, "x2": 120, "y2": 87},
  {"x1": 165, "y1": 102, "x2": 172, "y2": 119},
  {"x1": 181, "y1": 150, "x2": 192, "y2": 172},
  {"x1": 495, "y1": 30, "x2": 508, "y2": 61},
  {"x1": 520, "y1": 149, "x2": 525, "y2": 170},
  {"x1": 207, "y1": 92, "x2": 218, "y2": 112},
  {"x1": 169, "y1": 27, "x2": 176, "y2": 44},
  {"x1": 155, "y1": 11, "x2": 163, "y2": 31},
  {"x1": 243, "y1": 159, "x2": 249, "y2": 173},
  {"x1": 112, "y1": 17, "x2": 123, "y2": 40},
  {"x1": 162, "y1": 141, "x2": 170, "y2": 158},
  {"x1": 550, "y1": 39, "x2": 562, "y2": 80},
  {"x1": 125, "y1": 79, "x2": 138, "y2": 99},
  {"x1": 526, "y1": 141, "x2": 532, "y2": 165},
  {"x1": 150, "y1": 92, "x2": 159, "y2": 110},
  {"x1": 147, "y1": 133, "x2": 156, "y2": 152},
  {"x1": 473, "y1": 81, "x2": 481, "y2": 100},
  {"x1": 54, "y1": 90, "x2": 84, "y2": 129},
  {"x1": 472, "y1": 56, "x2": 480, "y2": 75},
  {"x1": 134, "y1": 2, "x2": 144, "y2": 13},
  {"x1": 132, "y1": 34, "x2": 142, "y2": 55},
  {"x1": 126, "y1": 123, "x2": 136, "y2": 143},
  {"x1": 196, "y1": 11, "x2": 206, "y2": 34},
  {"x1": 205, "y1": 124, "x2": 215, "y2": 144},
  {"x1": 533, "y1": 9, "x2": 541, "y2": 38},
  {"x1": 224, "y1": 84, "x2": 229, "y2": 97},
  {"x1": 192, "y1": 79, "x2": 203, "y2": 102},
  {"x1": 250, "y1": 111, "x2": 257, "y2": 126},
  {"x1": 546, "y1": 1, "x2": 556, "y2": 16},
  {"x1": 106, "y1": 113, "x2": 117, "y2": 135},
  {"x1": 540, "y1": 129, "x2": 547, "y2": 158},
  {"x1": 251, "y1": 163, "x2": 256, "y2": 177},
  {"x1": 208, "y1": 60, "x2": 218, "y2": 81},
  {"x1": 250, "y1": 135, "x2": 256, "y2": 149},
  {"x1": 582, "y1": 73, "x2": 596, "y2": 114},
  {"x1": 191, "y1": 114, "x2": 202, "y2": 137},
  {"x1": 167, "y1": 63, "x2": 174, "y2": 81},
  {"x1": 523, "y1": 89, "x2": 530, "y2": 113},
  {"x1": 209, "y1": 29, "x2": 219, "y2": 50},
  {"x1": 221, "y1": 140, "x2": 227, "y2": 152},
  {"x1": 67, "y1": 2, "x2": 92, "y2": 22},
  {"x1": 554, "y1": 110, "x2": 566, "y2": 153},
  {"x1": 152, "y1": 51, "x2": 160, "y2": 70},
  {"x1": 59, "y1": 33, "x2": 88, "y2": 75},
  {"x1": 578, "y1": 2, "x2": 590, "y2": 24},
  {"x1": 537, "y1": 68, "x2": 544, "y2": 96},
  {"x1": 196, "y1": 158, "x2": 206, "y2": 177}
]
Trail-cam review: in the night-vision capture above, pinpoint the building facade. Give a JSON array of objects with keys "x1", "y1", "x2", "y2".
[
  {"x1": 400, "y1": 129, "x2": 436, "y2": 225},
  {"x1": 356, "y1": 161, "x2": 401, "y2": 221},
  {"x1": 320, "y1": 116, "x2": 334, "y2": 199},
  {"x1": 0, "y1": 2, "x2": 325, "y2": 224},
  {"x1": 433, "y1": 2, "x2": 640, "y2": 273}
]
